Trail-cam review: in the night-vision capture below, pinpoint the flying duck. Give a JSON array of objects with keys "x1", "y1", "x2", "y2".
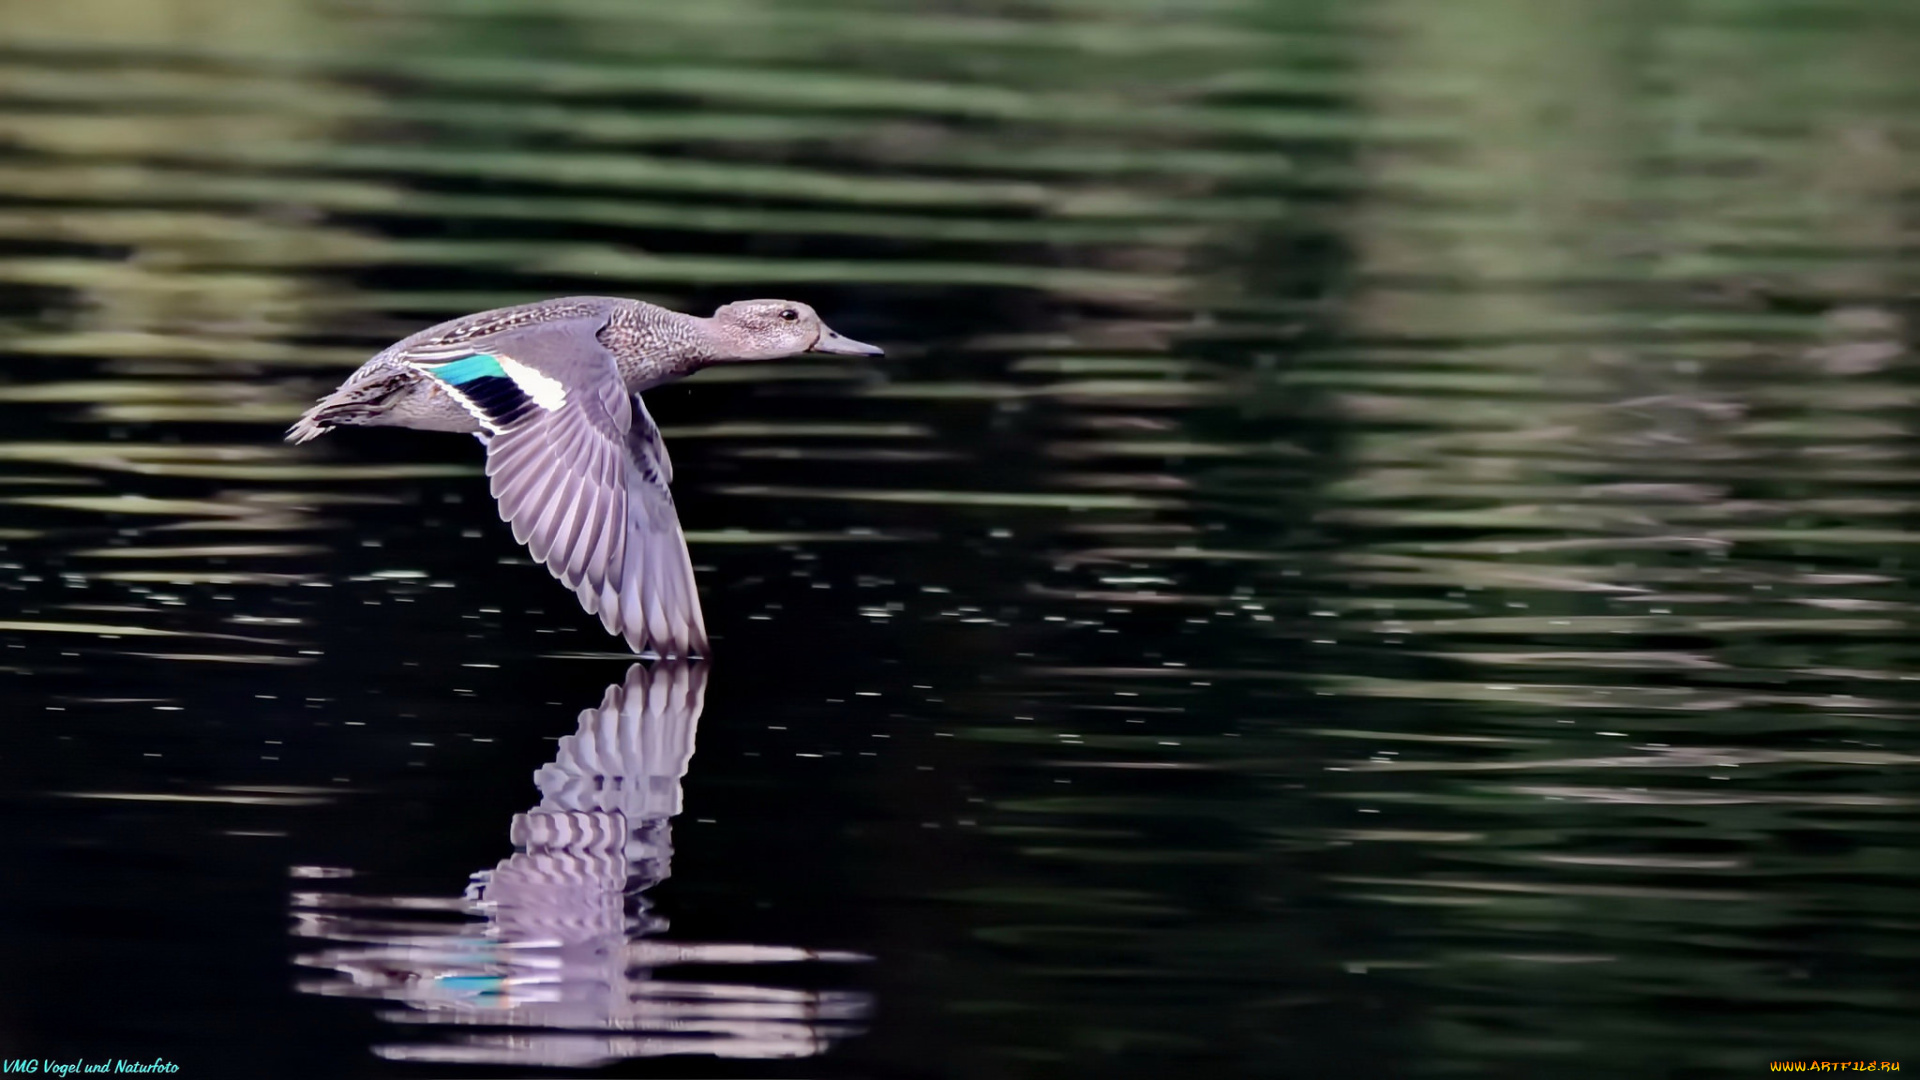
[{"x1": 287, "y1": 297, "x2": 882, "y2": 658}]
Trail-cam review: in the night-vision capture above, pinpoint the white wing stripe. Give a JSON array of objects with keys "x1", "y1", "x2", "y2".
[{"x1": 495, "y1": 354, "x2": 569, "y2": 411}]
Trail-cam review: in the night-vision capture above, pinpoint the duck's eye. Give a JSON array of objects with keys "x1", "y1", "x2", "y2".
[{"x1": 780, "y1": 309, "x2": 798, "y2": 321}]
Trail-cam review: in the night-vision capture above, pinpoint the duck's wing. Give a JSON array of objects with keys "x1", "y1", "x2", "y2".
[{"x1": 408, "y1": 317, "x2": 708, "y2": 658}]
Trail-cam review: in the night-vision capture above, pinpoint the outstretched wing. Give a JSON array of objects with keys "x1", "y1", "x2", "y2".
[{"x1": 409, "y1": 318, "x2": 708, "y2": 658}]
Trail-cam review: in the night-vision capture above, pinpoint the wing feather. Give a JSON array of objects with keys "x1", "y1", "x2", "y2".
[
  {"x1": 570, "y1": 440, "x2": 619, "y2": 591},
  {"x1": 496, "y1": 450, "x2": 561, "y2": 540},
  {"x1": 541, "y1": 475, "x2": 593, "y2": 591},
  {"x1": 525, "y1": 468, "x2": 583, "y2": 575}
]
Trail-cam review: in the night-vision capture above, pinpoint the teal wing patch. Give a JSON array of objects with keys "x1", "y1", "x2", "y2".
[
  {"x1": 415, "y1": 353, "x2": 535, "y2": 431},
  {"x1": 432, "y1": 353, "x2": 508, "y2": 386}
]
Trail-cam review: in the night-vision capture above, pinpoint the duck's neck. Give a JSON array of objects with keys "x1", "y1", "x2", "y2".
[{"x1": 600, "y1": 303, "x2": 730, "y2": 391}]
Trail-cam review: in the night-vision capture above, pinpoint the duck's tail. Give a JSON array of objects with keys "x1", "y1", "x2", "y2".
[
  {"x1": 285, "y1": 405, "x2": 333, "y2": 444},
  {"x1": 284, "y1": 370, "x2": 411, "y2": 444}
]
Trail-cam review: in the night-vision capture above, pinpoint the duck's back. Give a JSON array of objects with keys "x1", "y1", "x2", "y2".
[{"x1": 366, "y1": 296, "x2": 630, "y2": 373}]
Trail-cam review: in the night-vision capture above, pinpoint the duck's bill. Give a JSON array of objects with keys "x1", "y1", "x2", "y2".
[{"x1": 811, "y1": 325, "x2": 884, "y2": 357}]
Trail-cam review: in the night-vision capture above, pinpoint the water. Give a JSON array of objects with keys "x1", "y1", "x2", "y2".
[{"x1": 1, "y1": 0, "x2": 1916, "y2": 1075}]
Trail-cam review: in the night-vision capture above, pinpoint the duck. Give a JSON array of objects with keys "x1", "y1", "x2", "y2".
[{"x1": 287, "y1": 296, "x2": 883, "y2": 658}]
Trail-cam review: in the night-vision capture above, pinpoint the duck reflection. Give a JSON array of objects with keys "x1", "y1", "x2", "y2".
[{"x1": 291, "y1": 662, "x2": 870, "y2": 1068}]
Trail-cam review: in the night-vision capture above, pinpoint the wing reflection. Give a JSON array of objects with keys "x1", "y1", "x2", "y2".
[{"x1": 291, "y1": 662, "x2": 871, "y2": 1068}]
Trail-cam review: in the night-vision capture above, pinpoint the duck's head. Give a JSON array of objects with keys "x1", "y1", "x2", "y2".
[{"x1": 710, "y1": 299, "x2": 884, "y2": 360}]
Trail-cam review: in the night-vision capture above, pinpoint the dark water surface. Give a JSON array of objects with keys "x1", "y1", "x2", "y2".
[{"x1": 2, "y1": 0, "x2": 1918, "y2": 1076}]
